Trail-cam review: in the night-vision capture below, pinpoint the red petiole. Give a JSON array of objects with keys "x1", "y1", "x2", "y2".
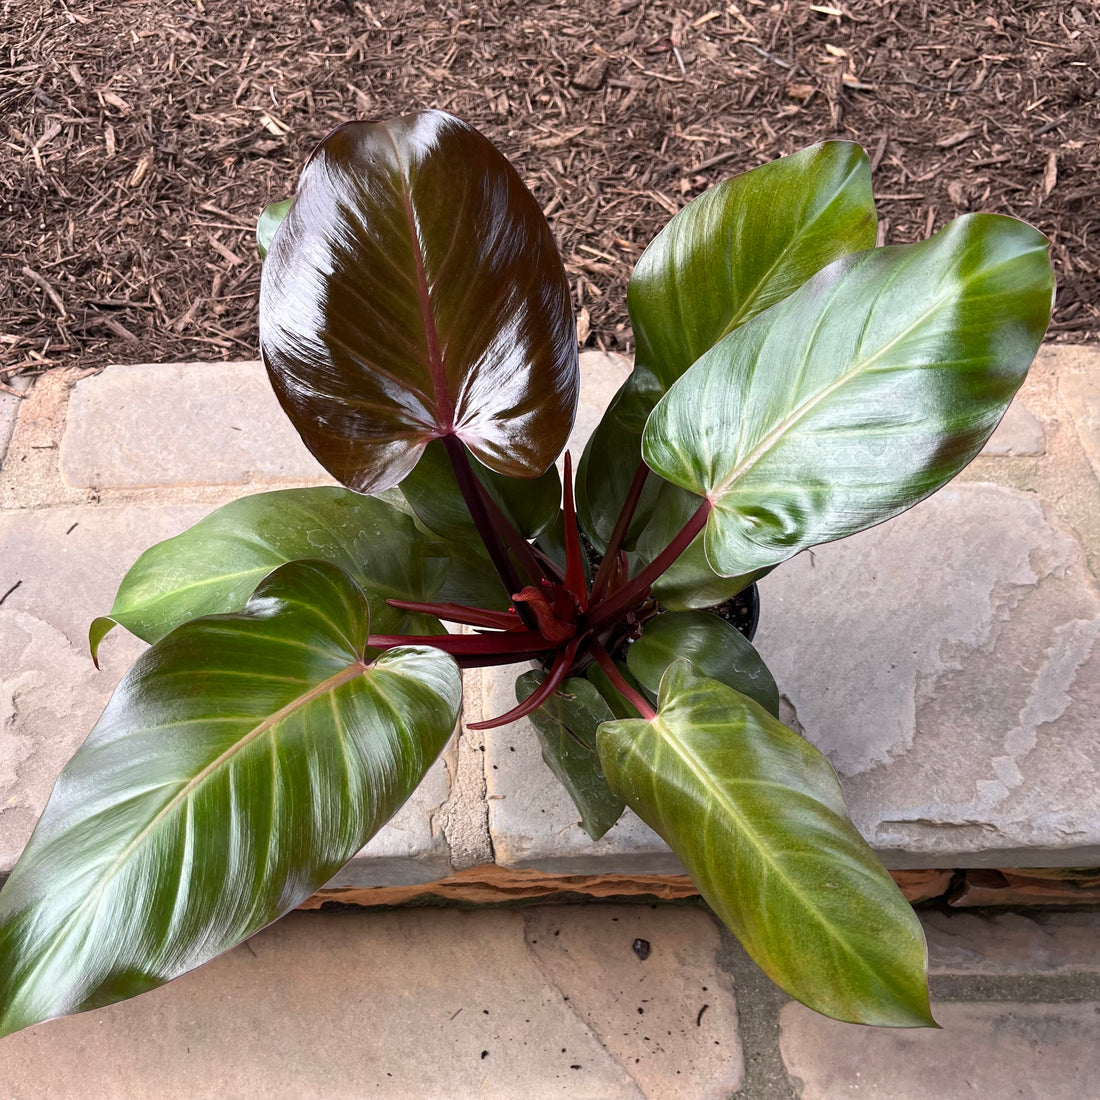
[{"x1": 374, "y1": 467, "x2": 711, "y2": 721}]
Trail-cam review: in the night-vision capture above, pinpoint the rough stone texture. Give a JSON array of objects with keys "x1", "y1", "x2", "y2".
[
  {"x1": 923, "y1": 910, "x2": 1100, "y2": 975},
  {"x1": 779, "y1": 1001, "x2": 1100, "y2": 1100},
  {"x1": 1059, "y1": 354, "x2": 1100, "y2": 480},
  {"x1": 478, "y1": 664, "x2": 685, "y2": 875},
  {"x1": 949, "y1": 867, "x2": 1100, "y2": 907},
  {"x1": 0, "y1": 367, "x2": 95, "y2": 510},
  {"x1": 754, "y1": 482, "x2": 1100, "y2": 868},
  {"x1": 60, "y1": 361, "x2": 331, "y2": 489},
  {"x1": 980, "y1": 397, "x2": 1045, "y2": 456},
  {"x1": 560, "y1": 350, "x2": 630, "y2": 473},
  {"x1": 0, "y1": 503, "x2": 453, "y2": 885},
  {"x1": 965, "y1": 345, "x2": 1100, "y2": 583},
  {"x1": 0, "y1": 375, "x2": 30, "y2": 463},
  {"x1": 0, "y1": 907, "x2": 743, "y2": 1099},
  {"x1": 523, "y1": 906, "x2": 742, "y2": 1100}
]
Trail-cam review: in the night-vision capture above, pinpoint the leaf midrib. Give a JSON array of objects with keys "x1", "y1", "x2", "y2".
[
  {"x1": 25, "y1": 659, "x2": 370, "y2": 986},
  {"x1": 632, "y1": 709, "x2": 882, "y2": 975},
  {"x1": 710, "y1": 264, "x2": 952, "y2": 499}
]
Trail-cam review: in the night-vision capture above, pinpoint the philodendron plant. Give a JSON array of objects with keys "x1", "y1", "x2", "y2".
[{"x1": 0, "y1": 111, "x2": 1053, "y2": 1037}]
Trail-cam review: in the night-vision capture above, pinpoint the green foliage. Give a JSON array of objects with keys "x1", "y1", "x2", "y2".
[{"x1": 0, "y1": 110, "x2": 1054, "y2": 1038}]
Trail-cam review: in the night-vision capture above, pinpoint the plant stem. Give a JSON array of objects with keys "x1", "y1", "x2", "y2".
[
  {"x1": 590, "y1": 461, "x2": 650, "y2": 604},
  {"x1": 561, "y1": 453, "x2": 589, "y2": 611},
  {"x1": 367, "y1": 629, "x2": 552, "y2": 659},
  {"x1": 440, "y1": 433, "x2": 533, "y2": 626},
  {"x1": 476, "y1": 481, "x2": 549, "y2": 586},
  {"x1": 467, "y1": 634, "x2": 584, "y2": 729},
  {"x1": 590, "y1": 641, "x2": 656, "y2": 720},
  {"x1": 585, "y1": 498, "x2": 712, "y2": 631},
  {"x1": 386, "y1": 599, "x2": 525, "y2": 631}
]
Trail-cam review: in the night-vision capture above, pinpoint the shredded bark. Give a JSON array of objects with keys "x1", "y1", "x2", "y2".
[{"x1": 2, "y1": 0, "x2": 1096, "y2": 382}]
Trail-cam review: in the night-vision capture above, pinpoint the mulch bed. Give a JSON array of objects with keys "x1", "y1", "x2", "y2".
[{"x1": 2, "y1": 0, "x2": 1096, "y2": 388}]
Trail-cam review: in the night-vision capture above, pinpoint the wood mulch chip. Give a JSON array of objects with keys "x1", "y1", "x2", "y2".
[{"x1": 2, "y1": 0, "x2": 1097, "y2": 384}]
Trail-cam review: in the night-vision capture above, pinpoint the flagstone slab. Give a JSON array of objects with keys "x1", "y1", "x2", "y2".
[
  {"x1": 483, "y1": 483, "x2": 1100, "y2": 872},
  {"x1": 779, "y1": 1001, "x2": 1100, "y2": 1100},
  {"x1": 59, "y1": 361, "x2": 331, "y2": 489}
]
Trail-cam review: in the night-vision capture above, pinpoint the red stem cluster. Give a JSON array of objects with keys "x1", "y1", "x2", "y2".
[{"x1": 366, "y1": 443, "x2": 711, "y2": 726}]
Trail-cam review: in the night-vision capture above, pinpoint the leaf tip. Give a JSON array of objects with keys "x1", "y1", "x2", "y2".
[{"x1": 88, "y1": 615, "x2": 117, "y2": 669}]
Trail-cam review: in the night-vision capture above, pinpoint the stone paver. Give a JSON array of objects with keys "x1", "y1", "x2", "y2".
[
  {"x1": 1059, "y1": 352, "x2": 1100, "y2": 480},
  {"x1": 980, "y1": 397, "x2": 1045, "y2": 455},
  {"x1": 754, "y1": 481, "x2": 1100, "y2": 868},
  {"x1": 0, "y1": 375, "x2": 29, "y2": 463},
  {"x1": 485, "y1": 479, "x2": 1100, "y2": 871},
  {"x1": 60, "y1": 361, "x2": 331, "y2": 488},
  {"x1": 924, "y1": 910, "x2": 1100, "y2": 975},
  {"x1": 0, "y1": 905, "x2": 742, "y2": 1100},
  {"x1": 524, "y1": 907, "x2": 742, "y2": 1100},
  {"x1": 778, "y1": 1001, "x2": 1100, "y2": 1100},
  {"x1": 3, "y1": 347, "x2": 1100, "y2": 891}
]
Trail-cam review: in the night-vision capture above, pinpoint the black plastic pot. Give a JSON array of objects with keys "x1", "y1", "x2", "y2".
[{"x1": 710, "y1": 581, "x2": 760, "y2": 642}]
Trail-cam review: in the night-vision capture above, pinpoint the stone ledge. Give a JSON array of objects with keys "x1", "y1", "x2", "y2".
[
  {"x1": 2, "y1": 347, "x2": 1099, "y2": 893},
  {"x1": 299, "y1": 866, "x2": 953, "y2": 909}
]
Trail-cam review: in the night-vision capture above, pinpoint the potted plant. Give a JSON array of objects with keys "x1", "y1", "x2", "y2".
[{"x1": 0, "y1": 110, "x2": 1053, "y2": 1037}]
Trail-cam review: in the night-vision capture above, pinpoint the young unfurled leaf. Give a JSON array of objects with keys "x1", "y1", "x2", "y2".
[
  {"x1": 0, "y1": 561, "x2": 461, "y2": 1038},
  {"x1": 597, "y1": 660, "x2": 934, "y2": 1027},
  {"x1": 260, "y1": 110, "x2": 578, "y2": 494},
  {"x1": 644, "y1": 214, "x2": 1054, "y2": 577}
]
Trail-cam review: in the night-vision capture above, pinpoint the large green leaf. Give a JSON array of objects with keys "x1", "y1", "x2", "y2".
[
  {"x1": 577, "y1": 141, "x2": 876, "y2": 566},
  {"x1": 625, "y1": 611, "x2": 779, "y2": 717},
  {"x1": 0, "y1": 560, "x2": 461, "y2": 1038},
  {"x1": 643, "y1": 215, "x2": 1054, "y2": 577},
  {"x1": 260, "y1": 110, "x2": 578, "y2": 494},
  {"x1": 396, "y1": 438, "x2": 563, "y2": 608},
  {"x1": 629, "y1": 140, "x2": 877, "y2": 390},
  {"x1": 90, "y1": 487, "x2": 447, "y2": 660},
  {"x1": 597, "y1": 660, "x2": 933, "y2": 1027},
  {"x1": 519, "y1": 671, "x2": 625, "y2": 840}
]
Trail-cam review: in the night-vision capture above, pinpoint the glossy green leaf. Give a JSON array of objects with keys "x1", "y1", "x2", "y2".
[
  {"x1": 626, "y1": 611, "x2": 779, "y2": 717},
  {"x1": 260, "y1": 110, "x2": 578, "y2": 494},
  {"x1": 576, "y1": 365, "x2": 665, "y2": 552},
  {"x1": 90, "y1": 488, "x2": 447, "y2": 660},
  {"x1": 629, "y1": 140, "x2": 877, "y2": 390},
  {"x1": 597, "y1": 660, "x2": 933, "y2": 1027},
  {"x1": 518, "y1": 671, "x2": 625, "y2": 840},
  {"x1": 256, "y1": 198, "x2": 292, "y2": 260},
  {"x1": 401, "y1": 439, "x2": 561, "y2": 544},
  {"x1": 635, "y1": 480, "x2": 761, "y2": 610},
  {"x1": 578, "y1": 142, "x2": 875, "y2": 562},
  {"x1": 397, "y1": 440, "x2": 563, "y2": 608},
  {"x1": 0, "y1": 560, "x2": 462, "y2": 1038},
  {"x1": 644, "y1": 215, "x2": 1054, "y2": 578}
]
